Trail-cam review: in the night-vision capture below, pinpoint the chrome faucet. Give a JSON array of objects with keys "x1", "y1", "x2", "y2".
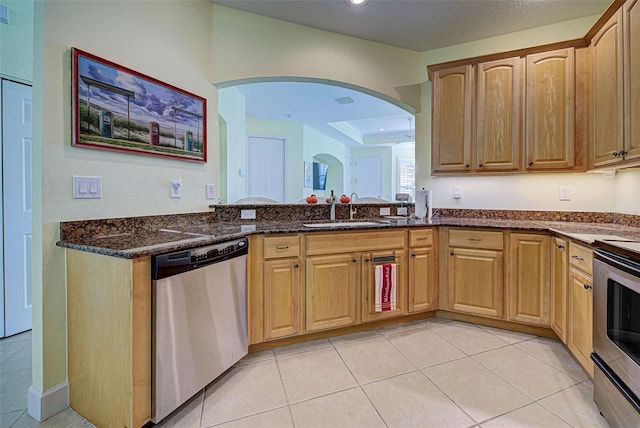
[
  {"x1": 329, "y1": 190, "x2": 337, "y2": 221},
  {"x1": 349, "y1": 192, "x2": 359, "y2": 220}
]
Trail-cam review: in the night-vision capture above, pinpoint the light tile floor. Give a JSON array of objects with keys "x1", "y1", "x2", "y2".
[{"x1": 0, "y1": 318, "x2": 611, "y2": 428}]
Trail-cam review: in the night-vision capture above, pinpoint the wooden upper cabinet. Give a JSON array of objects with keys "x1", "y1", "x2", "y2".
[
  {"x1": 624, "y1": 0, "x2": 640, "y2": 162},
  {"x1": 476, "y1": 57, "x2": 524, "y2": 172},
  {"x1": 432, "y1": 65, "x2": 473, "y2": 174},
  {"x1": 592, "y1": 9, "x2": 625, "y2": 168},
  {"x1": 525, "y1": 48, "x2": 575, "y2": 170}
]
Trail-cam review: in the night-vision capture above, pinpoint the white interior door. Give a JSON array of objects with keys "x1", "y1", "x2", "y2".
[
  {"x1": 354, "y1": 156, "x2": 383, "y2": 198},
  {"x1": 2, "y1": 80, "x2": 33, "y2": 336},
  {"x1": 248, "y1": 136, "x2": 285, "y2": 202}
]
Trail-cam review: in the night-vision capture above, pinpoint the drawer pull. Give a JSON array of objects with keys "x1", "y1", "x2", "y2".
[
  {"x1": 275, "y1": 245, "x2": 289, "y2": 250},
  {"x1": 571, "y1": 255, "x2": 584, "y2": 261},
  {"x1": 584, "y1": 283, "x2": 592, "y2": 290},
  {"x1": 416, "y1": 237, "x2": 428, "y2": 241},
  {"x1": 468, "y1": 238, "x2": 482, "y2": 242},
  {"x1": 411, "y1": 253, "x2": 416, "y2": 257}
]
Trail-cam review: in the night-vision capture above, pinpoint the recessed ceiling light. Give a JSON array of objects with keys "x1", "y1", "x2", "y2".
[
  {"x1": 335, "y1": 96, "x2": 355, "y2": 105},
  {"x1": 348, "y1": 0, "x2": 367, "y2": 6},
  {"x1": 379, "y1": 128, "x2": 385, "y2": 132}
]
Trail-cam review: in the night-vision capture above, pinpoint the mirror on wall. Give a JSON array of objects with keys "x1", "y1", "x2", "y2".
[{"x1": 218, "y1": 79, "x2": 415, "y2": 204}]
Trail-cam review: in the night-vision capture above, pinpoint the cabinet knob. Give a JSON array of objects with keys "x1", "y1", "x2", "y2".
[
  {"x1": 352, "y1": 258, "x2": 357, "y2": 263},
  {"x1": 465, "y1": 164, "x2": 470, "y2": 168},
  {"x1": 613, "y1": 151, "x2": 620, "y2": 157},
  {"x1": 557, "y1": 244, "x2": 565, "y2": 250},
  {"x1": 621, "y1": 150, "x2": 627, "y2": 156},
  {"x1": 583, "y1": 283, "x2": 592, "y2": 290},
  {"x1": 411, "y1": 253, "x2": 416, "y2": 257},
  {"x1": 449, "y1": 251, "x2": 454, "y2": 256},
  {"x1": 478, "y1": 163, "x2": 483, "y2": 168},
  {"x1": 293, "y1": 263, "x2": 299, "y2": 269},
  {"x1": 528, "y1": 161, "x2": 534, "y2": 166}
]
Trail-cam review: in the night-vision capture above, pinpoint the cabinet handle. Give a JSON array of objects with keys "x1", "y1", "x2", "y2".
[
  {"x1": 411, "y1": 253, "x2": 416, "y2": 257},
  {"x1": 416, "y1": 237, "x2": 427, "y2": 241},
  {"x1": 557, "y1": 244, "x2": 565, "y2": 250},
  {"x1": 465, "y1": 164, "x2": 470, "y2": 168},
  {"x1": 293, "y1": 263, "x2": 299, "y2": 269},
  {"x1": 620, "y1": 150, "x2": 627, "y2": 156},
  {"x1": 584, "y1": 283, "x2": 592, "y2": 290},
  {"x1": 613, "y1": 151, "x2": 620, "y2": 157},
  {"x1": 450, "y1": 251, "x2": 454, "y2": 256},
  {"x1": 528, "y1": 161, "x2": 534, "y2": 166},
  {"x1": 468, "y1": 238, "x2": 482, "y2": 242},
  {"x1": 276, "y1": 245, "x2": 289, "y2": 250},
  {"x1": 571, "y1": 255, "x2": 584, "y2": 261}
]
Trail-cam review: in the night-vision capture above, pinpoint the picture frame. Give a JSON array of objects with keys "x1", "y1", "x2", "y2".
[
  {"x1": 72, "y1": 48, "x2": 207, "y2": 162},
  {"x1": 304, "y1": 161, "x2": 313, "y2": 188}
]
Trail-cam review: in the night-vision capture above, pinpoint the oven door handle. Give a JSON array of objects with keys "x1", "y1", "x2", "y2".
[{"x1": 594, "y1": 249, "x2": 640, "y2": 279}]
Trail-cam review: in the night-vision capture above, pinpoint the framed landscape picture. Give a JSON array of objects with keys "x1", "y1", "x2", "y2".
[{"x1": 71, "y1": 48, "x2": 207, "y2": 162}]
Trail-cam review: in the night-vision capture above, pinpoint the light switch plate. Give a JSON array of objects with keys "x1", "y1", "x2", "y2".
[
  {"x1": 241, "y1": 209, "x2": 256, "y2": 220},
  {"x1": 452, "y1": 186, "x2": 463, "y2": 199},
  {"x1": 205, "y1": 184, "x2": 216, "y2": 200},
  {"x1": 170, "y1": 179, "x2": 181, "y2": 198},
  {"x1": 73, "y1": 176, "x2": 102, "y2": 199},
  {"x1": 558, "y1": 186, "x2": 571, "y2": 201}
]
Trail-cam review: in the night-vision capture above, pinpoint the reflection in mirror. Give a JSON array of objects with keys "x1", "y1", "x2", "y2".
[{"x1": 218, "y1": 79, "x2": 415, "y2": 204}]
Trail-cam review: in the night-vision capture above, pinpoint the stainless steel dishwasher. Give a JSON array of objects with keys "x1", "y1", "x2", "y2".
[{"x1": 151, "y1": 237, "x2": 248, "y2": 423}]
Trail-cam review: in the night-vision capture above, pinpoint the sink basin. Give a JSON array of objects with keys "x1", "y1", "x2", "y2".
[{"x1": 303, "y1": 221, "x2": 381, "y2": 228}]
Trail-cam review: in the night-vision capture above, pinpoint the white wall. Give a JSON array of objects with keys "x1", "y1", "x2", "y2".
[
  {"x1": 0, "y1": 0, "x2": 33, "y2": 82},
  {"x1": 34, "y1": 0, "x2": 216, "y2": 401},
  {"x1": 219, "y1": 88, "x2": 247, "y2": 203},
  {"x1": 615, "y1": 170, "x2": 640, "y2": 215}
]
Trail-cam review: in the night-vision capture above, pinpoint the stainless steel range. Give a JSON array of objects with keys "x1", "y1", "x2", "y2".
[{"x1": 593, "y1": 240, "x2": 640, "y2": 427}]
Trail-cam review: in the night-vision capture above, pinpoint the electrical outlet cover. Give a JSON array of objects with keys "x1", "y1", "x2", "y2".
[
  {"x1": 170, "y1": 179, "x2": 181, "y2": 198},
  {"x1": 205, "y1": 184, "x2": 216, "y2": 200}
]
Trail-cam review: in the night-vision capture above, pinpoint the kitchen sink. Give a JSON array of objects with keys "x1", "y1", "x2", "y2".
[{"x1": 302, "y1": 221, "x2": 381, "y2": 228}]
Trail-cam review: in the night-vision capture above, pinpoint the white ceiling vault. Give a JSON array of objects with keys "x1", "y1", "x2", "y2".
[
  {"x1": 213, "y1": 0, "x2": 609, "y2": 52},
  {"x1": 215, "y1": 0, "x2": 610, "y2": 148}
]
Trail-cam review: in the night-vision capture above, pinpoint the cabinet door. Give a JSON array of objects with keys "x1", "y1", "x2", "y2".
[
  {"x1": 525, "y1": 48, "x2": 575, "y2": 170},
  {"x1": 550, "y1": 237, "x2": 568, "y2": 343},
  {"x1": 264, "y1": 258, "x2": 302, "y2": 340},
  {"x1": 306, "y1": 254, "x2": 359, "y2": 332},
  {"x1": 476, "y1": 57, "x2": 524, "y2": 172},
  {"x1": 508, "y1": 233, "x2": 550, "y2": 326},
  {"x1": 592, "y1": 9, "x2": 625, "y2": 168},
  {"x1": 432, "y1": 65, "x2": 473, "y2": 174},
  {"x1": 361, "y1": 252, "x2": 407, "y2": 322},
  {"x1": 408, "y1": 247, "x2": 437, "y2": 313},
  {"x1": 568, "y1": 267, "x2": 594, "y2": 377},
  {"x1": 624, "y1": 0, "x2": 640, "y2": 162},
  {"x1": 447, "y1": 247, "x2": 504, "y2": 318}
]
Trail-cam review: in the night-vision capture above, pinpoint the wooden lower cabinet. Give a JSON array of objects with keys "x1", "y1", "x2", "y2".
[
  {"x1": 447, "y1": 247, "x2": 504, "y2": 318},
  {"x1": 409, "y1": 247, "x2": 437, "y2": 313},
  {"x1": 306, "y1": 253, "x2": 359, "y2": 331},
  {"x1": 507, "y1": 233, "x2": 550, "y2": 326},
  {"x1": 67, "y1": 250, "x2": 151, "y2": 428},
  {"x1": 264, "y1": 258, "x2": 303, "y2": 340},
  {"x1": 550, "y1": 237, "x2": 568, "y2": 342},
  {"x1": 361, "y1": 251, "x2": 407, "y2": 322},
  {"x1": 568, "y1": 266, "x2": 594, "y2": 376}
]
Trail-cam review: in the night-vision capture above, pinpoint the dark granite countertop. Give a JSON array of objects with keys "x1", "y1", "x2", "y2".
[{"x1": 56, "y1": 215, "x2": 640, "y2": 259}]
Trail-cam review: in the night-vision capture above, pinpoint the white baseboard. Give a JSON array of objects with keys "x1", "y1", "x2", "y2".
[{"x1": 27, "y1": 381, "x2": 69, "y2": 422}]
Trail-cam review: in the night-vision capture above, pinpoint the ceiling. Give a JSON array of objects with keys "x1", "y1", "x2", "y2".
[
  {"x1": 217, "y1": 0, "x2": 610, "y2": 149},
  {"x1": 226, "y1": 81, "x2": 416, "y2": 148},
  {"x1": 213, "y1": 0, "x2": 610, "y2": 52}
]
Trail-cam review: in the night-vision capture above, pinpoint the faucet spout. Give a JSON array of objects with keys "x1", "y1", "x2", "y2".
[
  {"x1": 329, "y1": 190, "x2": 337, "y2": 221},
  {"x1": 349, "y1": 192, "x2": 359, "y2": 220}
]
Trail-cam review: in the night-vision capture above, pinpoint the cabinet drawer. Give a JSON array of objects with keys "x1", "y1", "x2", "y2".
[
  {"x1": 306, "y1": 230, "x2": 405, "y2": 255},
  {"x1": 569, "y1": 243, "x2": 593, "y2": 275},
  {"x1": 409, "y1": 229, "x2": 434, "y2": 247},
  {"x1": 448, "y1": 229, "x2": 503, "y2": 250},
  {"x1": 264, "y1": 235, "x2": 301, "y2": 259}
]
